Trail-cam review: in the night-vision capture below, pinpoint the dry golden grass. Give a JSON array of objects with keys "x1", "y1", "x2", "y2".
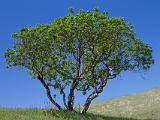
[{"x1": 88, "y1": 87, "x2": 160, "y2": 120}]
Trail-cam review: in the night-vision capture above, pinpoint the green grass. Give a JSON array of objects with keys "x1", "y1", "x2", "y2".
[
  {"x1": 0, "y1": 87, "x2": 160, "y2": 120},
  {"x1": 0, "y1": 108, "x2": 140, "y2": 120}
]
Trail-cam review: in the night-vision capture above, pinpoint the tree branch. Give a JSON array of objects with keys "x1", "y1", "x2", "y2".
[
  {"x1": 67, "y1": 36, "x2": 82, "y2": 111},
  {"x1": 67, "y1": 78, "x2": 79, "y2": 110},
  {"x1": 60, "y1": 88, "x2": 68, "y2": 110},
  {"x1": 38, "y1": 74, "x2": 62, "y2": 110},
  {"x1": 81, "y1": 77, "x2": 108, "y2": 113}
]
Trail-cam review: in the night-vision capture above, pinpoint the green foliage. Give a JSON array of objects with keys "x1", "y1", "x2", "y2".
[
  {"x1": 68, "y1": 7, "x2": 74, "y2": 14},
  {"x1": 49, "y1": 8, "x2": 154, "y2": 93},
  {"x1": 4, "y1": 8, "x2": 154, "y2": 110}
]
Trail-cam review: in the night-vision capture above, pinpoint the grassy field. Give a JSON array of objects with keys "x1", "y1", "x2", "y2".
[
  {"x1": 0, "y1": 87, "x2": 160, "y2": 120},
  {"x1": 0, "y1": 108, "x2": 142, "y2": 120}
]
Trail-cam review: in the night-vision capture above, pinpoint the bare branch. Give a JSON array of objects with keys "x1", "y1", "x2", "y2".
[
  {"x1": 37, "y1": 73, "x2": 62, "y2": 110},
  {"x1": 60, "y1": 89, "x2": 68, "y2": 110}
]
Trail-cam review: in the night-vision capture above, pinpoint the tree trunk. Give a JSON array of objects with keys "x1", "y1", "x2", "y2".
[
  {"x1": 38, "y1": 77, "x2": 62, "y2": 110},
  {"x1": 81, "y1": 92, "x2": 98, "y2": 113},
  {"x1": 81, "y1": 79, "x2": 108, "y2": 113},
  {"x1": 67, "y1": 79, "x2": 78, "y2": 111}
]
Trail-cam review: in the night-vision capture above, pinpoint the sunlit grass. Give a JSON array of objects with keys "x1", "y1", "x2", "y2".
[{"x1": 0, "y1": 108, "x2": 139, "y2": 120}]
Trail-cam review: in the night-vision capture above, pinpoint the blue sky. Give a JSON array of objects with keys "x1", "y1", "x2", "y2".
[{"x1": 0, "y1": 0, "x2": 160, "y2": 107}]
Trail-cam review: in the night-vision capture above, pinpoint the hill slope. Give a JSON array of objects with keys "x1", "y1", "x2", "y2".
[{"x1": 89, "y1": 87, "x2": 160, "y2": 120}]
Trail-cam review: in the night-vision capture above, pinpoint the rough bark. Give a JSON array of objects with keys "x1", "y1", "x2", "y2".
[
  {"x1": 38, "y1": 75, "x2": 62, "y2": 110},
  {"x1": 81, "y1": 92, "x2": 98, "y2": 113},
  {"x1": 81, "y1": 79, "x2": 107, "y2": 113},
  {"x1": 67, "y1": 79, "x2": 79, "y2": 110}
]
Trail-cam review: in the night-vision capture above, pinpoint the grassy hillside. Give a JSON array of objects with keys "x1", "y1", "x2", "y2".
[
  {"x1": 89, "y1": 87, "x2": 160, "y2": 120},
  {"x1": 0, "y1": 108, "x2": 138, "y2": 120},
  {"x1": 0, "y1": 87, "x2": 160, "y2": 120}
]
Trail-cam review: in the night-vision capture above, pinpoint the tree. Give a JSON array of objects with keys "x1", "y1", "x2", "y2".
[{"x1": 4, "y1": 8, "x2": 154, "y2": 113}]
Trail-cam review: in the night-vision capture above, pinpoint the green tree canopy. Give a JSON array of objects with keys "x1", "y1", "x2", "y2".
[{"x1": 5, "y1": 8, "x2": 154, "y2": 113}]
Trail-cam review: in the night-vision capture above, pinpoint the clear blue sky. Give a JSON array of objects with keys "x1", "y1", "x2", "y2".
[{"x1": 0, "y1": 0, "x2": 160, "y2": 108}]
